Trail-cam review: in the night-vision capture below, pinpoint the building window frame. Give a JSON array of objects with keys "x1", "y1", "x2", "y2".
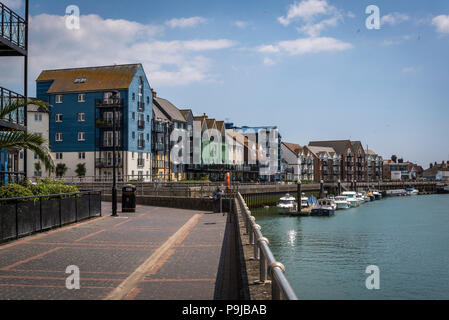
[
  {"x1": 55, "y1": 95, "x2": 63, "y2": 104},
  {"x1": 78, "y1": 113, "x2": 86, "y2": 122},
  {"x1": 55, "y1": 133, "x2": 63, "y2": 142},
  {"x1": 55, "y1": 114, "x2": 63, "y2": 122},
  {"x1": 78, "y1": 132, "x2": 86, "y2": 142},
  {"x1": 78, "y1": 93, "x2": 86, "y2": 103}
]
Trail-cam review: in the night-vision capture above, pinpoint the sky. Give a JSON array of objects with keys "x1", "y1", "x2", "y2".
[{"x1": 1, "y1": 0, "x2": 449, "y2": 167}]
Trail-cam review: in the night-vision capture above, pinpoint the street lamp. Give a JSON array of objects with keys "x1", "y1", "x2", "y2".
[{"x1": 111, "y1": 91, "x2": 120, "y2": 217}]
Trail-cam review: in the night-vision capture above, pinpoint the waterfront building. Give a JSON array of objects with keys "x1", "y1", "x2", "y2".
[
  {"x1": 36, "y1": 64, "x2": 153, "y2": 181},
  {"x1": 0, "y1": 1, "x2": 29, "y2": 185},
  {"x1": 151, "y1": 91, "x2": 187, "y2": 181},
  {"x1": 26, "y1": 99, "x2": 50, "y2": 178},
  {"x1": 304, "y1": 146, "x2": 338, "y2": 182},
  {"x1": 281, "y1": 142, "x2": 302, "y2": 182},
  {"x1": 382, "y1": 160, "x2": 421, "y2": 181},
  {"x1": 365, "y1": 149, "x2": 383, "y2": 182},
  {"x1": 229, "y1": 125, "x2": 282, "y2": 182},
  {"x1": 423, "y1": 161, "x2": 449, "y2": 181}
]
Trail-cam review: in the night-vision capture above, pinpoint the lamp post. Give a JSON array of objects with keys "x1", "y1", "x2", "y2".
[{"x1": 111, "y1": 92, "x2": 119, "y2": 217}]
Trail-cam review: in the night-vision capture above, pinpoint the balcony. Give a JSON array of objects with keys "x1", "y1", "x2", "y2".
[
  {"x1": 0, "y1": 3, "x2": 27, "y2": 56},
  {"x1": 138, "y1": 140, "x2": 145, "y2": 149},
  {"x1": 153, "y1": 142, "x2": 165, "y2": 152},
  {"x1": 95, "y1": 98, "x2": 123, "y2": 108},
  {"x1": 95, "y1": 158, "x2": 123, "y2": 168},
  {"x1": 153, "y1": 122, "x2": 165, "y2": 133},
  {"x1": 95, "y1": 118, "x2": 122, "y2": 129},
  {"x1": 96, "y1": 138, "x2": 122, "y2": 149},
  {"x1": 138, "y1": 119, "x2": 145, "y2": 129},
  {"x1": 0, "y1": 86, "x2": 25, "y2": 129}
]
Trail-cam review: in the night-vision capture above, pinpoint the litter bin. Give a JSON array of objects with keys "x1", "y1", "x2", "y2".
[{"x1": 122, "y1": 184, "x2": 137, "y2": 212}]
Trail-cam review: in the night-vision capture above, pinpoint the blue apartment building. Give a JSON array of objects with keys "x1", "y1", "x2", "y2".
[{"x1": 36, "y1": 64, "x2": 153, "y2": 180}]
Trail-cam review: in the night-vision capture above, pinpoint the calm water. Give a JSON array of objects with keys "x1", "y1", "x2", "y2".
[{"x1": 252, "y1": 194, "x2": 449, "y2": 300}]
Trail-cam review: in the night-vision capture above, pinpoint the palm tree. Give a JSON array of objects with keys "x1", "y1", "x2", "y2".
[
  {"x1": 56, "y1": 163, "x2": 68, "y2": 178},
  {"x1": 0, "y1": 100, "x2": 54, "y2": 172},
  {"x1": 75, "y1": 163, "x2": 86, "y2": 177}
]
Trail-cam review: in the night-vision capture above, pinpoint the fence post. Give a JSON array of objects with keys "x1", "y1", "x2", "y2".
[
  {"x1": 39, "y1": 197, "x2": 43, "y2": 231},
  {"x1": 15, "y1": 202, "x2": 18, "y2": 239},
  {"x1": 59, "y1": 195, "x2": 62, "y2": 227}
]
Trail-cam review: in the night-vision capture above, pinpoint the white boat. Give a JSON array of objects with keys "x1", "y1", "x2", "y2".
[
  {"x1": 334, "y1": 196, "x2": 350, "y2": 210},
  {"x1": 341, "y1": 191, "x2": 360, "y2": 207},
  {"x1": 372, "y1": 190, "x2": 383, "y2": 200},
  {"x1": 311, "y1": 199, "x2": 336, "y2": 216},
  {"x1": 356, "y1": 193, "x2": 366, "y2": 204},
  {"x1": 277, "y1": 194, "x2": 298, "y2": 214},
  {"x1": 300, "y1": 193, "x2": 310, "y2": 208},
  {"x1": 406, "y1": 186, "x2": 419, "y2": 196},
  {"x1": 386, "y1": 189, "x2": 407, "y2": 197}
]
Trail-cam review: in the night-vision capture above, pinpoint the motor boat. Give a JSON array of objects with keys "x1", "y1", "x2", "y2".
[
  {"x1": 356, "y1": 193, "x2": 366, "y2": 204},
  {"x1": 406, "y1": 186, "x2": 419, "y2": 196},
  {"x1": 341, "y1": 191, "x2": 360, "y2": 207},
  {"x1": 372, "y1": 190, "x2": 383, "y2": 200},
  {"x1": 311, "y1": 199, "x2": 336, "y2": 216},
  {"x1": 277, "y1": 194, "x2": 298, "y2": 214},
  {"x1": 334, "y1": 196, "x2": 350, "y2": 210},
  {"x1": 436, "y1": 183, "x2": 449, "y2": 194},
  {"x1": 386, "y1": 189, "x2": 407, "y2": 197},
  {"x1": 300, "y1": 193, "x2": 310, "y2": 208},
  {"x1": 366, "y1": 192, "x2": 376, "y2": 201}
]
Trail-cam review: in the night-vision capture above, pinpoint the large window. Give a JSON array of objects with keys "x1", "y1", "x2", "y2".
[
  {"x1": 55, "y1": 95, "x2": 63, "y2": 104},
  {"x1": 55, "y1": 133, "x2": 63, "y2": 142},
  {"x1": 55, "y1": 114, "x2": 63, "y2": 122}
]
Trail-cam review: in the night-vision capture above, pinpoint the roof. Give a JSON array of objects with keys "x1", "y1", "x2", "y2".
[
  {"x1": 365, "y1": 149, "x2": 377, "y2": 155},
  {"x1": 26, "y1": 98, "x2": 50, "y2": 113},
  {"x1": 36, "y1": 64, "x2": 141, "y2": 94},
  {"x1": 226, "y1": 130, "x2": 245, "y2": 146},
  {"x1": 206, "y1": 119, "x2": 216, "y2": 130},
  {"x1": 309, "y1": 140, "x2": 351, "y2": 154},
  {"x1": 282, "y1": 142, "x2": 303, "y2": 157},
  {"x1": 179, "y1": 109, "x2": 193, "y2": 121},
  {"x1": 306, "y1": 145, "x2": 336, "y2": 157},
  {"x1": 216, "y1": 121, "x2": 225, "y2": 132},
  {"x1": 153, "y1": 104, "x2": 168, "y2": 121},
  {"x1": 153, "y1": 97, "x2": 186, "y2": 123}
]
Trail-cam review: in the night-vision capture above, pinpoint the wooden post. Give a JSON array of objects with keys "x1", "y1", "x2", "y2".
[{"x1": 297, "y1": 181, "x2": 302, "y2": 214}]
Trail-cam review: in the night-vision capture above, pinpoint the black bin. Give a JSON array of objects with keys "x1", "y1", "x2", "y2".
[{"x1": 122, "y1": 185, "x2": 137, "y2": 212}]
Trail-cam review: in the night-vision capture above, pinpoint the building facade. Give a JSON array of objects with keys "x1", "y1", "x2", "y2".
[{"x1": 36, "y1": 64, "x2": 153, "y2": 181}]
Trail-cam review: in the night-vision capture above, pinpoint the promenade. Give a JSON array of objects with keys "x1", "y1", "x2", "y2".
[{"x1": 0, "y1": 203, "x2": 227, "y2": 300}]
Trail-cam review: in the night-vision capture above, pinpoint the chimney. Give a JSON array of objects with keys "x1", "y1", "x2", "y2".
[
  {"x1": 430, "y1": 163, "x2": 433, "y2": 168},
  {"x1": 151, "y1": 88, "x2": 157, "y2": 99}
]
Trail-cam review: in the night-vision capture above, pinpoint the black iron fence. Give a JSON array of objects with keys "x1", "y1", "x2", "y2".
[
  {"x1": 0, "y1": 2, "x2": 27, "y2": 50},
  {"x1": 0, "y1": 190, "x2": 102, "y2": 243}
]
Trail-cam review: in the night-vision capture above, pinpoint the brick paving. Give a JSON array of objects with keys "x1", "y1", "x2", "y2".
[{"x1": 0, "y1": 202, "x2": 226, "y2": 300}]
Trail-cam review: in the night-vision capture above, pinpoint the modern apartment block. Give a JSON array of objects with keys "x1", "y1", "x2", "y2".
[
  {"x1": 0, "y1": 0, "x2": 29, "y2": 185},
  {"x1": 36, "y1": 64, "x2": 153, "y2": 181}
]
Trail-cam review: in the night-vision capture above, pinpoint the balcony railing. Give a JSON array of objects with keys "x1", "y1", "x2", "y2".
[
  {"x1": 138, "y1": 140, "x2": 145, "y2": 149},
  {"x1": 153, "y1": 142, "x2": 165, "y2": 152},
  {"x1": 95, "y1": 159, "x2": 123, "y2": 168},
  {"x1": 96, "y1": 138, "x2": 122, "y2": 149},
  {"x1": 0, "y1": 3, "x2": 27, "y2": 52},
  {"x1": 152, "y1": 122, "x2": 165, "y2": 133},
  {"x1": 95, "y1": 118, "x2": 122, "y2": 129},
  {"x1": 0, "y1": 86, "x2": 25, "y2": 127},
  {"x1": 95, "y1": 98, "x2": 123, "y2": 108}
]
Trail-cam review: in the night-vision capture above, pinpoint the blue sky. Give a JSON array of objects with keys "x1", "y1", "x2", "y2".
[{"x1": 2, "y1": 0, "x2": 449, "y2": 167}]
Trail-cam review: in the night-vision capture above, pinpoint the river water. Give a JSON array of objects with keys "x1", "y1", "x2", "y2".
[{"x1": 252, "y1": 194, "x2": 449, "y2": 300}]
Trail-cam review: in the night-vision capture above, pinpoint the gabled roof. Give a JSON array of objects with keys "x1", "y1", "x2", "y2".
[
  {"x1": 153, "y1": 97, "x2": 186, "y2": 123},
  {"x1": 309, "y1": 140, "x2": 352, "y2": 155},
  {"x1": 216, "y1": 121, "x2": 225, "y2": 132},
  {"x1": 282, "y1": 142, "x2": 303, "y2": 157},
  {"x1": 306, "y1": 145, "x2": 336, "y2": 157},
  {"x1": 206, "y1": 119, "x2": 216, "y2": 130},
  {"x1": 36, "y1": 64, "x2": 142, "y2": 94},
  {"x1": 179, "y1": 109, "x2": 193, "y2": 121}
]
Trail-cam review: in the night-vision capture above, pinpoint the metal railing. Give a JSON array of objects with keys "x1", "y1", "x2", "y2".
[
  {"x1": 0, "y1": 2, "x2": 27, "y2": 50},
  {"x1": 0, "y1": 190, "x2": 102, "y2": 243},
  {"x1": 237, "y1": 192, "x2": 298, "y2": 300},
  {"x1": 0, "y1": 86, "x2": 25, "y2": 125}
]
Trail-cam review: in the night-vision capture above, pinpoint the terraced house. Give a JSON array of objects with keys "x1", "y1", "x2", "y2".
[
  {"x1": 0, "y1": 0, "x2": 29, "y2": 185},
  {"x1": 36, "y1": 64, "x2": 153, "y2": 181}
]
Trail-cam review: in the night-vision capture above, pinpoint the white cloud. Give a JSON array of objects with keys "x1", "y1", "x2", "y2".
[
  {"x1": 259, "y1": 37, "x2": 353, "y2": 56},
  {"x1": 432, "y1": 15, "x2": 449, "y2": 34},
  {"x1": 234, "y1": 21, "x2": 249, "y2": 29},
  {"x1": 2, "y1": 0, "x2": 23, "y2": 9},
  {"x1": 402, "y1": 67, "x2": 417, "y2": 74},
  {"x1": 278, "y1": 0, "x2": 330, "y2": 26},
  {"x1": 0, "y1": 14, "x2": 235, "y2": 87},
  {"x1": 165, "y1": 16, "x2": 207, "y2": 28},
  {"x1": 263, "y1": 57, "x2": 276, "y2": 66},
  {"x1": 381, "y1": 13, "x2": 410, "y2": 26}
]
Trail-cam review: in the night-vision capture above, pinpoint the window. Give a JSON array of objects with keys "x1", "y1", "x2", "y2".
[
  {"x1": 34, "y1": 153, "x2": 39, "y2": 160},
  {"x1": 147, "y1": 96, "x2": 150, "y2": 104},
  {"x1": 78, "y1": 93, "x2": 86, "y2": 102},
  {"x1": 132, "y1": 152, "x2": 135, "y2": 159},
  {"x1": 78, "y1": 132, "x2": 86, "y2": 141},
  {"x1": 147, "y1": 115, "x2": 150, "y2": 122},
  {"x1": 132, "y1": 93, "x2": 136, "y2": 101},
  {"x1": 55, "y1": 95, "x2": 63, "y2": 103},
  {"x1": 55, "y1": 114, "x2": 63, "y2": 122},
  {"x1": 132, "y1": 132, "x2": 135, "y2": 140},
  {"x1": 132, "y1": 112, "x2": 135, "y2": 121},
  {"x1": 78, "y1": 113, "x2": 86, "y2": 122},
  {"x1": 56, "y1": 153, "x2": 63, "y2": 160},
  {"x1": 34, "y1": 114, "x2": 42, "y2": 122},
  {"x1": 80, "y1": 77, "x2": 87, "y2": 83},
  {"x1": 78, "y1": 152, "x2": 86, "y2": 160},
  {"x1": 147, "y1": 133, "x2": 150, "y2": 141},
  {"x1": 55, "y1": 133, "x2": 63, "y2": 142}
]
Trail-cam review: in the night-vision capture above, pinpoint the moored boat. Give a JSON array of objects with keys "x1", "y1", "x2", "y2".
[
  {"x1": 311, "y1": 199, "x2": 336, "y2": 216},
  {"x1": 277, "y1": 194, "x2": 298, "y2": 214},
  {"x1": 334, "y1": 196, "x2": 350, "y2": 210},
  {"x1": 341, "y1": 191, "x2": 360, "y2": 207}
]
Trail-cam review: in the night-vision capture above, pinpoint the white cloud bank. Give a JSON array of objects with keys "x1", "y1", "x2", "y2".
[
  {"x1": 432, "y1": 15, "x2": 449, "y2": 34},
  {"x1": 165, "y1": 16, "x2": 208, "y2": 28},
  {"x1": 381, "y1": 13, "x2": 410, "y2": 26},
  {"x1": 258, "y1": 37, "x2": 353, "y2": 56},
  {"x1": 0, "y1": 13, "x2": 235, "y2": 88}
]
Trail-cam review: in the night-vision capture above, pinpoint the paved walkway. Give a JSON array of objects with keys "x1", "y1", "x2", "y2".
[{"x1": 0, "y1": 203, "x2": 227, "y2": 300}]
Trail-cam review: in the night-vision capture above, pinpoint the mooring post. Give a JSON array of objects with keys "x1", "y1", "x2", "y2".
[
  {"x1": 338, "y1": 179, "x2": 341, "y2": 195},
  {"x1": 320, "y1": 180, "x2": 324, "y2": 199},
  {"x1": 354, "y1": 180, "x2": 358, "y2": 193},
  {"x1": 297, "y1": 181, "x2": 302, "y2": 214}
]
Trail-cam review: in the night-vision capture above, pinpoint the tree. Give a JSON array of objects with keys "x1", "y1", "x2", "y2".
[
  {"x1": 398, "y1": 158, "x2": 404, "y2": 163},
  {"x1": 391, "y1": 155, "x2": 397, "y2": 163},
  {"x1": 34, "y1": 162, "x2": 42, "y2": 177},
  {"x1": 0, "y1": 100, "x2": 54, "y2": 172},
  {"x1": 75, "y1": 163, "x2": 86, "y2": 177},
  {"x1": 56, "y1": 163, "x2": 68, "y2": 178}
]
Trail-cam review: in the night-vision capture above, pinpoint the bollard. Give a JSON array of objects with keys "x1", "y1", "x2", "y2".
[
  {"x1": 297, "y1": 181, "x2": 302, "y2": 214},
  {"x1": 319, "y1": 180, "x2": 324, "y2": 199}
]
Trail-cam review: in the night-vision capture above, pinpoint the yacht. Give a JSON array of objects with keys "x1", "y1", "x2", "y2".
[
  {"x1": 277, "y1": 194, "x2": 298, "y2": 214},
  {"x1": 356, "y1": 193, "x2": 366, "y2": 204},
  {"x1": 334, "y1": 196, "x2": 350, "y2": 210},
  {"x1": 372, "y1": 190, "x2": 383, "y2": 200},
  {"x1": 311, "y1": 199, "x2": 336, "y2": 216},
  {"x1": 341, "y1": 191, "x2": 360, "y2": 207},
  {"x1": 300, "y1": 193, "x2": 310, "y2": 208},
  {"x1": 406, "y1": 186, "x2": 419, "y2": 196}
]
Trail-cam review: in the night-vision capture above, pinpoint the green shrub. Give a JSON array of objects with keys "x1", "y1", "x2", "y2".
[
  {"x1": 30, "y1": 183, "x2": 80, "y2": 199},
  {"x1": 0, "y1": 184, "x2": 35, "y2": 204}
]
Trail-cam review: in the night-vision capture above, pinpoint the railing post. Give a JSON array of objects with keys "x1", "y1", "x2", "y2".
[
  {"x1": 253, "y1": 224, "x2": 261, "y2": 260},
  {"x1": 59, "y1": 195, "x2": 62, "y2": 227},
  {"x1": 15, "y1": 202, "x2": 18, "y2": 239}
]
